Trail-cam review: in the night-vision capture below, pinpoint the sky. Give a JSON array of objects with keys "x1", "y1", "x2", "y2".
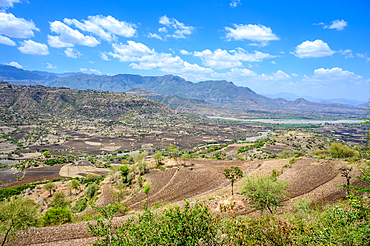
[{"x1": 0, "y1": 0, "x2": 369, "y2": 101}]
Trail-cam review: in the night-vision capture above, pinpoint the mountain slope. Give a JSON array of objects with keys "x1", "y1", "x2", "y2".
[
  {"x1": 126, "y1": 88, "x2": 222, "y2": 115},
  {"x1": 0, "y1": 82, "x2": 172, "y2": 123}
]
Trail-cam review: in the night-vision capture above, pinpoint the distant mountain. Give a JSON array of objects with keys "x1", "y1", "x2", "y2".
[
  {"x1": 0, "y1": 64, "x2": 365, "y2": 118},
  {"x1": 126, "y1": 88, "x2": 223, "y2": 115},
  {"x1": 32, "y1": 70, "x2": 83, "y2": 78},
  {"x1": 263, "y1": 92, "x2": 366, "y2": 106}
]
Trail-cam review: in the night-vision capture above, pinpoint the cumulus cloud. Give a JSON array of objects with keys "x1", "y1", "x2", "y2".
[
  {"x1": 6, "y1": 61, "x2": 22, "y2": 68},
  {"x1": 0, "y1": 35, "x2": 16, "y2": 46},
  {"x1": 147, "y1": 33, "x2": 163, "y2": 40},
  {"x1": 338, "y1": 49, "x2": 354, "y2": 59},
  {"x1": 48, "y1": 21, "x2": 100, "y2": 48},
  {"x1": 18, "y1": 40, "x2": 49, "y2": 55},
  {"x1": 0, "y1": 12, "x2": 39, "y2": 39},
  {"x1": 324, "y1": 19, "x2": 347, "y2": 30},
  {"x1": 225, "y1": 24, "x2": 279, "y2": 45},
  {"x1": 292, "y1": 39, "x2": 335, "y2": 58},
  {"x1": 180, "y1": 50, "x2": 192, "y2": 55},
  {"x1": 193, "y1": 48, "x2": 276, "y2": 69},
  {"x1": 64, "y1": 47, "x2": 82, "y2": 58},
  {"x1": 100, "y1": 52, "x2": 110, "y2": 61},
  {"x1": 64, "y1": 15, "x2": 136, "y2": 42},
  {"x1": 79, "y1": 68, "x2": 101, "y2": 74},
  {"x1": 0, "y1": 0, "x2": 21, "y2": 8},
  {"x1": 46, "y1": 63, "x2": 57, "y2": 69},
  {"x1": 303, "y1": 67, "x2": 362, "y2": 82},
  {"x1": 230, "y1": 0, "x2": 241, "y2": 7},
  {"x1": 106, "y1": 40, "x2": 213, "y2": 75},
  {"x1": 149, "y1": 15, "x2": 195, "y2": 40},
  {"x1": 210, "y1": 68, "x2": 290, "y2": 83}
]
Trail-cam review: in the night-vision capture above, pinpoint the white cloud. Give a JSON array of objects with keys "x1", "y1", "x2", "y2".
[
  {"x1": 338, "y1": 49, "x2": 354, "y2": 59},
  {"x1": 80, "y1": 68, "x2": 88, "y2": 72},
  {"x1": 303, "y1": 67, "x2": 362, "y2": 82},
  {"x1": 153, "y1": 15, "x2": 195, "y2": 40},
  {"x1": 356, "y1": 53, "x2": 366, "y2": 58},
  {"x1": 230, "y1": 0, "x2": 241, "y2": 7},
  {"x1": 64, "y1": 15, "x2": 136, "y2": 42},
  {"x1": 324, "y1": 19, "x2": 347, "y2": 30},
  {"x1": 210, "y1": 68, "x2": 290, "y2": 83},
  {"x1": 291, "y1": 73, "x2": 298, "y2": 77},
  {"x1": 18, "y1": 40, "x2": 49, "y2": 55},
  {"x1": 90, "y1": 68, "x2": 101, "y2": 74},
  {"x1": 48, "y1": 21, "x2": 100, "y2": 48},
  {"x1": 109, "y1": 41, "x2": 154, "y2": 62},
  {"x1": 0, "y1": 35, "x2": 15, "y2": 46},
  {"x1": 270, "y1": 61, "x2": 276, "y2": 64},
  {"x1": 292, "y1": 39, "x2": 335, "y2": 58},
  {"x1": 193, "y1": 48, "x2": 276, "y2": 69},
  {"x1": 180, "y1": 50, "x2": 192, "y2": 55},
  {"x1": 0, "y1": 0, "x2": 21, "y2": 8},
  {"x1": 158, "y1": 27, "x2": 167, "y2": 33},
  {"x1": 148, "y1": 33, "x2": 163, "y2": 40},
  {"x1": 107, "y1": 40, "x2": 213, "y2": 75},
  {"x1": 100, "y1": 52, "x2": 110, "y2": 61},
  {"x1": 64, "y1": 47, "x2": 82, "y2": 58},
  {"x1": 0, "y1": 12, "x2": 39, "y2": 38},
  {"x1": 6, "y1": 61, "x2": 22, "y2": 68},
  {"x1": 46, "y1": 63, "x2": 57, "y2": 69},
  {"x1": 225, "y1": 24, "x2": 279, "y2": 45}
]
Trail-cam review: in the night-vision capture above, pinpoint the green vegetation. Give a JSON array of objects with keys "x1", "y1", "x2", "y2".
[
  {"x1": 223, "y1": 166, "x2": 243, "y2": 195},
  {"x1": 241, "y1": 174, "x2": 289, "y2": 214},
  {"x1": 0, "y1": 196, "x2": 40, "y2": 246}
]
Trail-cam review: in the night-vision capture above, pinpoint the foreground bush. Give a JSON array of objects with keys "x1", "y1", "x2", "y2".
[
  {"x1": 88, "y1": 201, "x2": 224, "y2": 245},
  {"x1": 88, "y1": 196, "x2": 370, "y2": 246}
]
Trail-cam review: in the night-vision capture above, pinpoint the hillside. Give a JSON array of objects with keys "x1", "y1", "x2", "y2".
[
  {"x1": 126, "y1": 88, "x2": 223, "y2": 115},
  {"x1": 0, "y1": 82, "x2": 172, "y2": 123}
]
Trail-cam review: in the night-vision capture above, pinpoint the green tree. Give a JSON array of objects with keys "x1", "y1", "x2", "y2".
[
  {"x1": 223, "y1": 166, "x2": 243, "y2": 195},
  {"x1": 241, "y1": 174, "x2": 289, "y2": 214},
  {"x1": 119, "y1": 165, "x2": 130, "y2": 184},
  {"x1": 43, "y1": 182, "x2": 56, "y2": 196},
  {"x1": 70, "y1": 179, "x2": 80, "y2": 194},
  {"x1": 329, "y1": 143, "x2": 355, "y2": 158},
  {"x1": 165, "y1": 145, "x2": 179, "y2": 159},
  {"x1": 153, "y1": 151, "x2": 164, "y2": 166},
  {"x1": 0, "y1": 197, "x2": 40, "y2": 246}
]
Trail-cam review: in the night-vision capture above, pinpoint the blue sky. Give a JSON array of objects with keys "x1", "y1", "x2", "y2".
[{"x1": 0, "y1": 0, "x2": 369, "y2": 101}]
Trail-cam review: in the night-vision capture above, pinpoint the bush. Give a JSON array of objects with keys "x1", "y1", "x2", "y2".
[
  {"x1": 43, "y1": 206, "x2": 72, "y2": 226},
  {"x1": 241, "y1": 174, "x2": 289, "y2": 214},
  {"x1": 49, "y1": 191, "x2": 69, "y2": 208},
  {"x1": 88, "y1": 201, "x2": 223, "y2": 246},
  {"x1": 86, "y1": 183, "x2": 98, "y2": 199},
  {"x1": 72, "y1": 198, "x2": 88, "y2": 213}
]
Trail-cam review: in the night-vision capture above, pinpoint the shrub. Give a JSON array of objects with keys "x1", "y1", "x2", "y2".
[
  {"x1": 86, "y1": 183, "x2": 98, "y2": 199},
  {"x1": 43, "y1": 206, "x2": 72, "y2": 226},
  {"x1": 241, "y1": 174, "x2": 289, "y2": 214}
]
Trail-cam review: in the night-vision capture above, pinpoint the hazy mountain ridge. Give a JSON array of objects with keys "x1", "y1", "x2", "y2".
[
  {"x1": 263, "y1": 92, "x2": 366, "y2": 106},
  {"x1": 126, "y1": 88, "x2": 224, "y2": 115},
  {"x1": 0, "y1": 64, "x2": 365, "y2": 118}
]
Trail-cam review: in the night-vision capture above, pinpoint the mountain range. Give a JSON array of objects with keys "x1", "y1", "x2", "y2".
[
  {"x1": 0, "y1": 64, "x2": 365, "y2": 118},
  {"x1": 263, "y1": 92, "x2": 367, "y2": 106}
]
